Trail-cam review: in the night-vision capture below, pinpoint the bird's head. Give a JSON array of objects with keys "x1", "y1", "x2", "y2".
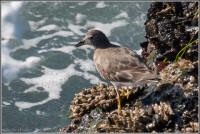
[{"x1": 75, "y1": 29, "x2": 110, "y2": 48}]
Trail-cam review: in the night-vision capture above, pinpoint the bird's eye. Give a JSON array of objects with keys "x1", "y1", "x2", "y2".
[{"x1": 89, "y1": 36, "x2": 93, "y2": 40}]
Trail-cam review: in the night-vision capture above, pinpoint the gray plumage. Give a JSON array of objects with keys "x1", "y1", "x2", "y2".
[
  {"x1": 75, "y1": 29, "x2": 159, "y2": 89},
  {"x1": 75, "y1": 29, "x2": 160, "y2": 110}
]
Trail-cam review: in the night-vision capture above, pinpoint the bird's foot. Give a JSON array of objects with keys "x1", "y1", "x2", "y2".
[
  {"x1": 124, "y1": 90, "x2": 132, "y2": 99},
  {"x1": 120, "y1": 87, "x2": 136, "y2": 100}
]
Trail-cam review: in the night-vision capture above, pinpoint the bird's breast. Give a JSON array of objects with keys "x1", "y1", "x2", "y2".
[{"x1": 93, "y1": 49, "x2": 113, "y2": 81}]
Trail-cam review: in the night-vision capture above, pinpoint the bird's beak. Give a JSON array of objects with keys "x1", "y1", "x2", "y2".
[{"x1": 75, "y1": 40, "x2": 85, "y2": 47}]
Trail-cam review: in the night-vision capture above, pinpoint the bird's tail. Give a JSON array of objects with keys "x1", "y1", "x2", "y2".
[{"x1": 135, "y1": 72, "x2": 161, "y2": 87}]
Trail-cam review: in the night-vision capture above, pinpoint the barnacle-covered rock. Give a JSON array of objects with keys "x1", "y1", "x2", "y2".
[
  {"x1": 61, "y1": 81, "x2": 198, "y2": 133},
  {"x1": 159, "y1": 59, "x2": 198, "y2": 96},
  {"x1": 69, "y1": 83, "x2": 141, "y2": 118},
  {"x1": 141, "y1": 2, "x2": 198, "y2": 71}
]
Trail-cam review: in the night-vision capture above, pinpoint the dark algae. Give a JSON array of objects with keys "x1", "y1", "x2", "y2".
[{"x1": 60, "y1": 2, "x2": 198, "y2": 133}]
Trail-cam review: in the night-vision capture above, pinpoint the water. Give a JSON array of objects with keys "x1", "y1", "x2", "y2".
[{"x1": 2, "y1": 1, "x2": 150, "y2": 132}]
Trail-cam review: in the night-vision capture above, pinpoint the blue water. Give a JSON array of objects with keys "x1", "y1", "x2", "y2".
[{"x1": 2, "y1": 1, "x2": 150, "y2": 132}]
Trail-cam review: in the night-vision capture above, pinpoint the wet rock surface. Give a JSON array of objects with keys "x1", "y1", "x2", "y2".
[
  {"x1": 60, "y1": 2, "x2": 198, "y2": 133},
  {"x1": 141, "y1": 2, "x2": 198, "y2": 70}
]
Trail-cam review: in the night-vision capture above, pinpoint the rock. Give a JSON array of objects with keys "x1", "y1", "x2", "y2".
[
  {"x1": 141, "y1": 2, "x2": 198, "y2": 71},
  {"x1": 61, "y1": 82, "x2": 198, "y2": 133}
]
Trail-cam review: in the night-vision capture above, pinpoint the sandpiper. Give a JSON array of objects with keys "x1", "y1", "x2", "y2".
[{"x1": 75, "y1": 29, "x2": 159, "y2": 110}]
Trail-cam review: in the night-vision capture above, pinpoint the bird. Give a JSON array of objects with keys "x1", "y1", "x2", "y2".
[{"x1": 75, "y1": 29, "x2": 160, "y2": 110}]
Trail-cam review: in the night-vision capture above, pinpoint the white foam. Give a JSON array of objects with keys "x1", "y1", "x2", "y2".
[
  {"x1": 69, "y1": 5, "x2": 75, "y2": 8},
  {"x1": 1, "y1": 1, "x2": 23, "y2": 38},
  {"x1": 83, "y1": 73, "x2": 102, "y2": 85},
  {"x1": 115, "y1": 11, "x2": 129, "y2": 19},
  {"x1": 38, "y1": 45, "x2": 76, "y2": 55},
  {"x1": 53, "y1": 17, "x2": 61, "y2": 22},
  {"x1": 16, "y1": 63, "x2": 104, "y2": 110},
  {"x1": 1, "y1": 2, "x2": 43, "y2": 82},
  {"x1": 15, "y1": 98, "x2": 51, "y2": 111},
  {"x1": 74, "y1": 59, "x2": 96, "y2": 72},
  {"x1": 2, "y1": 44, "x2": 41, "y2": 81},
  {"x1": 1, "y1": 21, "x2": 15, "y2": 39},
  {"x1": 28, "y1": 18, "x2": 47, "y2": 31},
  {"x1": 111, "y1": 42, "x2": 141, "y2": 55},
  {"x1": 24, "y1": 57, "x2": 41, "y2": 68},
  {"x1": 72, "y1": 36, "x2": 79, "y2": 39},
  {"x1": 20, "y1": 30, "x2": 74, "y2": 50},
  {"x1": 37, "y1": 24, "x2": 59, "y2": 31},
  {"x1": 33, "y1": 129, "x2": 40, "y2": 133},
  {"x1": 86, "y1": 20, "x2": 128, "y2": 36},
  {"x1": 67, "y1": 18, "x2": 128, "y2": 37},
  {"x1": 1, "y1": 2, "x2": 23, "y2": 18},
  {"x1": 68, "y1": 23, "x2": 85, "y2": 35},
  {"x1": 75, "y1": 13, "x2": 86, "y2": 24},
  {"x1": 2, "y1": 101, "x2": 11, "y2": 106},
  {"x1": 135, "y1": 3, "x2": 142, "y2": 9},
  {"x1": 96, "y1": 2, "x2": 106, "y2": 8},
  {"x1": 36, "y1": 110, "x2": 46, "y2": 115},
  {"x1": 34, "y1": 127, "x2": 58, "y2": 132},
  {"x1": 133, "y1": 13, "x2": 146, "y2": 27},
  {"x1": 24, "y1": 87, "x2": 41, "y2": 93},
  {"x1": 78, "y1": 45, "x2": 94, "y2": 55},
  {"x1": 78, "y1": 1, "x2": 88, "y2": 6}
]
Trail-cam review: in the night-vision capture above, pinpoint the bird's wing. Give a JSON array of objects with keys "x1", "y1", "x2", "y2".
[{"x1": 94, "y1": 47, "x2": 157, "y2": 83}]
